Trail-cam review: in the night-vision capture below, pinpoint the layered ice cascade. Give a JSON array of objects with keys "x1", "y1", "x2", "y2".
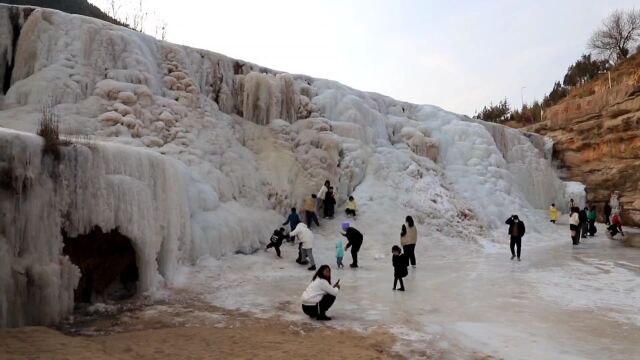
[{"x1": 0, "y1": 5, "x2": 579, "y2": 327}]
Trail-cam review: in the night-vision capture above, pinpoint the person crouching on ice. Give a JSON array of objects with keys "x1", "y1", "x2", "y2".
[
  {"x1": 345, "y1": 196, "x2": 357, "y2": 218},
  {"x1": 392, "y1": 245, "x2": 408, "y2": 291},
  {"x1": 301, "y1": 265, "x2": 340, "y2": 321},
  {"x1": 266, "y1": 227, "x2": 286, "y2": 258}
]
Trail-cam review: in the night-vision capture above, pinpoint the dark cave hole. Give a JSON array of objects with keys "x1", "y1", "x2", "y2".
[{"x1": 62, "y1": 226, "x2": 139, "y2": 304}]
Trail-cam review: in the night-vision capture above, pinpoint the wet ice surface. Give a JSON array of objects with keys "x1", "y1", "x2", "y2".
[{"x1": 175, "y1": 214, "x2": 640, "y2": 360}]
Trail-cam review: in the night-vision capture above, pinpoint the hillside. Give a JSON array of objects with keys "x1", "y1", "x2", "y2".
[
  {"x1": 523, "y1": 53, "x2": 640, "y2": 226},
  {"x1": 2, "y1": 0, "x2": 124, "y2": 26}
]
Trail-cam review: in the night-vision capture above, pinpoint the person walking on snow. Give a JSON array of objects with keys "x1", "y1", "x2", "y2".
[
  {"x1": 336, "y1": 238, "x2": 344, "y2": 269},
  {"x1": 304, "y1": 194, "x2": 320, "y2": 228},
  {"x1": 345, "y1": 196, "x2": 357, "y2": 218},
  {"x1": 341, "y1": 222, "x2": 363, "y2": 268},
  {"x1": 392, "y1": 245, "x2": 408, "y2": 291},
  {"x1": 301, "y1": 265, "x2": 340, "y2": 321},
  {"x1": 317, "y1": 180, "x2": 330, "y2": 217},
  {"x1": 549, "y1": 203, "x2": 558, "y2": 224},
  {"x1": 505, "y1": 215, "x2": 525, "y2": 261},
  {"x1": 323, "y1": 186, "x2": 336, "y2": 219},
  {"x1": 587, "y1": 206, "x2": 597, "y2": 237},
  {"x1": 400, "y1": 216, "x2": 418, "y2": 268},
  {"x1": 282, "y1": 207, "x2": 301, "y2": 242},
  {"x1": 266, "y1": 228, "x2": 286, "y2": 258},
  {"x1": 290, "y1": 223, "x2": 316, "y2": 271},
  {"x1": 569, "y1": 207, "x2": 580, "y2": 245}
]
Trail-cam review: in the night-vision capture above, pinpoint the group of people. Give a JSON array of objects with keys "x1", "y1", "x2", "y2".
[{"x1": 551, "y1": 196, "x2": 626, "y2": 246}]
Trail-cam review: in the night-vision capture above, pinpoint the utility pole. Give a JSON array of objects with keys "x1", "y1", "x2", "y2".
[
  {"x1": 608, "y1": 71, "x2": 611, "y2": 89},
  {"x1": 521, "y1": 86, "x2": 526, "y2": 108}
]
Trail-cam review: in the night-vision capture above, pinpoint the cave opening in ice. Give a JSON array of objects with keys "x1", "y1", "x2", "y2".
[{"x1": 62, "y1": 226, "x2": 139, "y2": 304}]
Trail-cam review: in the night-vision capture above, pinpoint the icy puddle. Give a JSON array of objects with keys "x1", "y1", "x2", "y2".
[{"x1": 175, "y1": 219, "x2": 640, "y2": 360}]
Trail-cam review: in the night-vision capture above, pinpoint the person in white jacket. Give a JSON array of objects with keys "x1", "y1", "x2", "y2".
[
  {"x1": 301, "y1": 265, "x2": 340, "y2": 321},
  {"x1": 316, "y1": 180, "x2": 330, "y2": 217},
  {"x1": 290, "y1": 222, "x2": 316, "y2": 271}
]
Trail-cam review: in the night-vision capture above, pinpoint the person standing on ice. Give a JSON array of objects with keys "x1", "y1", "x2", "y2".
[
  {"x1": 569, "y1": 207, "x2": 580, "y2": 245},
  {"x1": 345, "y1": 196, "x2": 357, "y2": 218},
  {"x1": 587, "y1": 206, "x2": 597, "y2": 237},
  {"x1": 549, "y1": 203, "x2": 558, "y2": 224},
  {"x1": 341, "y1": 222, "x2": 363, "y2": 268},
  {"x1": 505, "y1": 215, "x2": 525, "y2": 261},
  {"x1": 301, "y1": 265, "x2": 340, "y2": 321},
  {"x1": 304, "y1": 194, "x2": 320, "y2": 228},
  {"x1": 290, "y1": 222, "x2": 316, "y2": 271},
  {"x1": 392, "y1": 245, "x2": 408, "y2": 291},
  {"x1": 282, "y1": 207, "x2": 301, "y2": 242},
  {"x1": 323, "y1": 186, "x2": 336, "y2": 219},
  {"x1": 336, "y1": 238, "x2": 344, "y2": 269},
  {"x1": 607, "y1": 214, "x2": 624, "y2": 238},
  {"x1": 604, "y1": 202, "x2": 612, "y2": 225},
  {"x1": 400, "y1": 216, "x2": 418, "y2": 268},
  {"x1": 317, "y1": 180, "x2": 330, "y2": 217},
  {"x1": 266, "y1": 228, "x2": 286, "y2": 258},
  {"x1": 579, "y1": 207, "x2": 588, "y2": 239}
]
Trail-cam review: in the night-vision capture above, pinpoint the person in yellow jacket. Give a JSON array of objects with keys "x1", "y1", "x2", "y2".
[
  {"x1": 304, "y1": 194, "x2": 320, "y2": 228},
  {"x1": 345, "y1": 196, "x2": 357, "y2": 219},
  {"x1": 549, "y1": 203, "x2": 558, "y2": 224}
]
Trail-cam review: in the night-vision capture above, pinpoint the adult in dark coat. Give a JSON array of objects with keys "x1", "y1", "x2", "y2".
[
  {"x1": 505, "y1": 215, "x2": 525, "y2": 261},
  {"x1": 578, "y1": 208, "x2": 588, "y2": 239},
  {"x1": 323, "y1": 187, "x2": 336, "y2": 219},
  {"x1": 604, "y1": 203, "x2": 612, "y2": 225},
  {"x1": 342, "y1": 223, "x2": 363, "y2": 268}
]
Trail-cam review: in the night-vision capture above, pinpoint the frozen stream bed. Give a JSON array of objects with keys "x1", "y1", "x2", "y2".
[{"x1": 175, "y1": 212, "x2": 640, "y2": 360}]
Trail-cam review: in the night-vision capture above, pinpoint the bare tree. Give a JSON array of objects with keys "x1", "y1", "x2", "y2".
[
  {"x1": 130, "y1": 0, "x2": 148, "y2": 32},
  {"x1": 155, "y1": 18, "x2": 168, "y2": 40},
  {"x1": 588, "y1": 9, "x2": 640, "y2": 62}
]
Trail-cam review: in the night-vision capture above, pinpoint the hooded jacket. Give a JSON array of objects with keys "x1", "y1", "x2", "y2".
[{"x1": 290, "y1": 223, "x2": 314, "y2": 249}]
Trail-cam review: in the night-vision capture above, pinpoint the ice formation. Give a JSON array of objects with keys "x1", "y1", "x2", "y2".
[{"x1": 0, "y1": 5, "x2": 581, "y2": 327}]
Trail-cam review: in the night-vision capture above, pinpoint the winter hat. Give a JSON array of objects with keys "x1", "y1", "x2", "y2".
[{"x1": 341, "y1": 222, "x2": 350, "y2": 231}]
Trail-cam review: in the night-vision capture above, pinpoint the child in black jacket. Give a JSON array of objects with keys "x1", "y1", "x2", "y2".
[
  {"x1": 392, "y1": 245, "x2": 408, "y2": 291},
  {"x1": 266, "y1": 228, "x2": 286, "y2": 258}
]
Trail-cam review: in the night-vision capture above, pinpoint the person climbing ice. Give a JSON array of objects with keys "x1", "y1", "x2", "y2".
[
  {"x1": 549, "y1": 203, "x2": 558, "y2": 224},
  {"x1": 282, "y1": 207, "x2": 301, "y2": 243},
  {"x1": 265, "y1": 227, "x2": 286, "y2": 258},
  {"x1": 391, "y1": 245, "x2": 408, "y2": 291},
  {"x1": 400, "y1": 216, "x2": 418, "y2": 268},
  {"x1": 341, "y1": 222, "x2": 363, "y2": 268},
  {"x1": 505, "y1": 215, "x2": 525, "y2": 261},
  {"x1": 304, "y1": 194, "x2": 320, "y2": 228},
  {"x1": 323, "y1": 186, "x2": 336, "y2": 219},
  {"x1": 290, "y1": 222, "x2": 316, "y2": 271},
  {"x1": 345, "y1": 195, "x2": 357, "y2": 218},
  {"x1": 301, "y1": 265, "x2": 340, "y2": 321}
]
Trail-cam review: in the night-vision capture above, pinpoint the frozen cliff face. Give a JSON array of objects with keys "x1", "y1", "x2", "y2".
[{"x1": 0, "y1": 4, "x2": 579, "y2": 327}]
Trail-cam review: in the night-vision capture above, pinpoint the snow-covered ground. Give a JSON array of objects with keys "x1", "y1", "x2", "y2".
[{"x1": 176, "y1": 209, "x2": 640, "y2": 360}]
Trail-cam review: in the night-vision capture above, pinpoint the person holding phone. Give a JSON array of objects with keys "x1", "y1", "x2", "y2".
[
  {"x1": 505, "y1": 214, "x2": 525, "y2": 261},
  {"x1": 301, "y1": 265, "x2": 340, "y2": 321}
]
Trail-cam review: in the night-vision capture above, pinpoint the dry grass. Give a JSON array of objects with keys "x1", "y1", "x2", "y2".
[{"x1": 564, "y1": 52, "x2": 640, "y2": 101}]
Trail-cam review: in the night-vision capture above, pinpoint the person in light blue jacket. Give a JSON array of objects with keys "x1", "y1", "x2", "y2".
[{"x1": 336, "y1": 239, "x2": 344, "y2": 269}]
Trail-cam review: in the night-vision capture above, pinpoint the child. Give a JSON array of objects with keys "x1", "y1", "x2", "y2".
[
  {"x1": 266, "y1": 227, "x2": 286, "y2": 258},
  {"x1": 336, "y1": 238, "x2": 344, "y2": 269},
  {"x1": 392, "y1": 245, "x2": 408, "y2": 291},
  {"x1": 549, "y1": 203, "x2": 558, "y2": 224},
  {"x1": 282, "y1": 207, "x2": 301, "y2": 243},
  {"x1": 345, "y1": 196, "x2": 357, "y2": 218}
]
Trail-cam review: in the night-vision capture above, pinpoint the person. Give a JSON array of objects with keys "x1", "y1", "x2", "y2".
[
  {"x1": 505, "y1": 215, "x2": 525, "y2": 261},
  {"x1": 392, "y1": 245, "x2": 408, "y2": 291},
  {"x1": 604, "y1": 202, "x2": 612, "y2": 226},
  {"x1": 400, "y1": 216, "x2": 418, "y2": 268},
  {"x1": 301, "y1": 265, "x2": 340, "y2": 321},
  {"x1": 345, "y1": 196, "x2": 357, "y2": 218},
  {"x1": 323, "y1": 186, "x2": 336, "y2": 219},
  {"x1": 549, "y1": 203, "x2": 558, "y2": 224},
  {"x1": 303, "y1": 194, "x2": 320, "y2": 228},
  {"x1": 282, "y1": 207, "x2": 301, "y2": 242},
  {"x1": 587, "y1": 206, "x2": 597, "y2": 237},
  {"x1": 569, "y1": 207, "x2": 580, "y2": 245},
  {"x1": 579, "y1": 207, "x2": 588, "y2": 239},
  {"x1": 341, "y1": 222, "x2": 363, "y2": 268},
  {"x1": 336, "y1": 238, "x2": 344, "y2": 269},
  {"x1": 568, "y1": 198, "x2": 575, "y2": 212},
  {"x1": 607, "y1": 214, "x2": 624, "y2": 238},
  {"x1": 317, "y1": 180, "x2": 330, "y2": 216},
  {"x1": 266, "y1": 227, "x2": 286, "y2": 258},
  {"x1": 290, "y1": 223, "x2": 316, "y2": 270}
]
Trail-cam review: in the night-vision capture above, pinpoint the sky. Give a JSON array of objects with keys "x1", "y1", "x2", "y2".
[{"x1": 91, "y1": 0, "x2": 638, "y2": 115}]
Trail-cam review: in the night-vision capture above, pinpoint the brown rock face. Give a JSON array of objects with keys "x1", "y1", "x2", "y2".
[{"x1": 524, "y1": 85, "x2": 640, "y2": 226}]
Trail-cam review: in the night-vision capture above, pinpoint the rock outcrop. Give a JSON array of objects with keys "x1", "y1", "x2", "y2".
[{"x1": 525, "y1": 82, "x2": 640, "y2": 226}]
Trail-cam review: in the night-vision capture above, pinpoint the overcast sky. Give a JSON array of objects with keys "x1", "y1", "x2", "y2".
[{"x1": 92, "y1": 0, "x2": 638, "y2": 115}]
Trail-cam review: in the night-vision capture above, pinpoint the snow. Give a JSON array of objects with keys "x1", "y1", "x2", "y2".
[{"x1": 0, "y1": 7, "x2": 619, "y2": 359}]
